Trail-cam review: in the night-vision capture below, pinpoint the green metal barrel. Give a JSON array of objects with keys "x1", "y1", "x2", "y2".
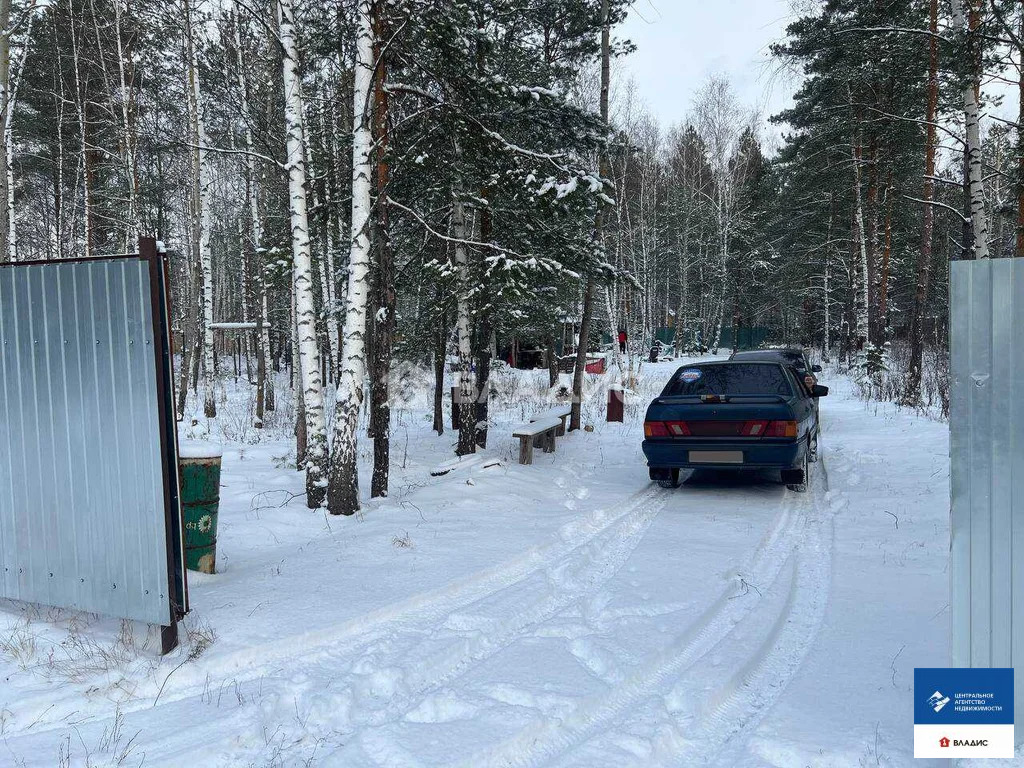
[{"x1": 179, "y1": 444, "x2": 223, "y2": 574}]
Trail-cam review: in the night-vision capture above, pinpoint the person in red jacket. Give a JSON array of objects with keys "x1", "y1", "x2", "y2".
[{"x1": 617, "y1": 329, "x2": 627, "y2": 353}]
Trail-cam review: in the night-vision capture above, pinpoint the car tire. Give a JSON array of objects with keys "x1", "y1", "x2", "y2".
[
  {"x1": 655, "y1": 468, "x2": 680, "y2": 489},
  {"x1": 808, "y1": 432, "x2": 819, "y2": 463},
  {"x1": 782, "y1": 449, "x2": 809, "y2": 492}
]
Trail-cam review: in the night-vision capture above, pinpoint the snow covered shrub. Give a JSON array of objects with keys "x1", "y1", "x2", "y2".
[
  {"x1": 864, "y1": 342, "x2": 890, "y2": 377},
  {"x1": 847, "y1": 341, "x2": 948, "y2": 420}
]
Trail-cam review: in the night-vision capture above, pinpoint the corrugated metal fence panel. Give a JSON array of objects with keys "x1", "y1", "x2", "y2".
[
  {"x1": 950, "y1": 257, "x2": 1024, "y2": 717},
  {"x1": 0, "y1": 258, "x2": 171, "y2": 625}
]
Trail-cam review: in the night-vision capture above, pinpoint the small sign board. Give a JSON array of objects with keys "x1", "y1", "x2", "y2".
[{"x1": 914, "y1": 667, "x2": 1014, "y2": 758}]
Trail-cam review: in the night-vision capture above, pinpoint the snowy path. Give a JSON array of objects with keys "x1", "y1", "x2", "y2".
[
  {"x1": 466, "y1": 472, "x2": 830, "y2": 768},
  {"x1": 0, "y1": 363, "x2": 953, "y2": 766}
]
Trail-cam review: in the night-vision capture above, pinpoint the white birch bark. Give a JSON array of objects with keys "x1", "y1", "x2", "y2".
[
  {"x1": 672, "y1": 179, "x2": 692, "y2": 355},
  {"x1": 823, "y1": 250, "x2": 831, "y2": 360},
  {"x1": 279, "y1": 0, "x2": 328, "y2": 507},
  {"x1": 453, "y1": 193, "x2": 476, "y2": 456},
  {"x1": 233, "y1": 10, "x2": 273, "y2": 421},
  {"x1": 67, "y1": 5, "x2": 93, "y2": 258},
  {"x1": 51, "y1": 83, "x2": 63, "y2": 259},
  {"x1": 316, "y1": 105, "x2": 340, "y2": 374},
  {"x1": 185, "y1": 0, "x2": 216, "y2": 418},
  {"x1": 823, "y1": 208, "x2": 832, "y2": 362},
  {"x1": 112, "y1": 0, "x2": 138, "y2": 247},
  {"x1": 327, "y1": 0, "x2": 374, "y2": 514},
  {"x1": 851, "y1": 138, "x2": 870, "y2": 350},
  {"x1": 951, "y1": 0, "x2": 990, "y2": 259},
  {"x1": 302, "y1": 95, "x2": 336, "y2": 380},
  {"x1": 0, "y1": 0, "x2": 10, "y2": 262},
  {"x1": 0, "y1": 0, "x2": 29, "y2": 262},
  {"x1": 604, "y1": 286, "x2": 622, "y2": 372}
]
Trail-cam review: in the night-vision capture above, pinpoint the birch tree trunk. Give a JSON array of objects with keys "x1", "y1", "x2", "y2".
[
  {"x1": 0, "y1": 0, "x2": 10, "y2": 263},
  {"x1": 234, "y1": 8, "x2": 273, "y2": 424},
  {"x1": 710, "y1": 205, "x2": 728, "y2": 351},
  {"x1": 4, "y1": 9, "x2": 28, "y2": 263},
  {"x1": 672, "y1": 174, "x2": 692, "y2": 356},
  {"x1": 432, "y1": 300, "x2": 446, "y2": 436},
  {"x1": 1018, "y1": 6, "x2": 1024, "y2": 258},
  {"x1": 823, "y1": 193, "x2": 835, "y2": 362},
  {"x1": 604, "y1": 287, "x2": 623, "y2": 371},
  {"x1": 49, "y1": 15, "x2": 63, "y2": 261},
  {"x1": 453, "y1": 193, "x2": 477, "y2": 456},
  {"x1": 185, "y1": 0, "x2": 216, "y2": 418},
  {"x1": 474, "y1": 203, "x2": 493, "y2": 450},
  {"x1": 327, "y1": 0, "x2": 374, "y2": 515},
  {"x1": 851, "y1": 137, "x2": 870, "y2": 353},
  {"x1": 279, "y1": 0, "x2": 328, "y2": 507},
  {"x1": 113, "y1": 0, "x2": 139, "y2": 247},
  {"x1": 304, "y1": 102, "x2": 336, "y2": 383},
  {"x1": 570, "y1": 0, "x2": 610, "y2": 433},
  {"x1": 316, "y1": 105, "x2": 340, "y2": 377},
  {"x1": 177, "y1": 257, "x2": 200, "y2": 420},
  {"x1": 67, "y1": 5, "x2": 94, "y2": 258},
  {"x1": 951, "y1": 0, "x2": 989, "y2": 260}
]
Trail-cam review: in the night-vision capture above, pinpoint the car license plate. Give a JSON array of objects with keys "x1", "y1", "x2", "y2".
[{"x1": 689, "y1": 450, "x2": 743, "y2": 464}]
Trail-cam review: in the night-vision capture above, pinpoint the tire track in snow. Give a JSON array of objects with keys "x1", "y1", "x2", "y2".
[
  {"x1": 644, "y1": 460, "x2": 835, "y2": 767},
  {"x1": 60, "y1": 487, "x2": 666, "y2": 768},
  {"x1": 2, "y1": 485, "x2": 662, "y2": 741},
  {"x1": 346, "y1": 491, "x2": 665, "y2": 733},
  {"x1": 458, "y1": 484, "x2": 810, "y2": 768}
]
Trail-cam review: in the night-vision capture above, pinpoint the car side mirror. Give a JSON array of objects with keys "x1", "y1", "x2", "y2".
[
  {"x1": 811, "y1": 384, "x2": 829, "y2": 398},
  {"x1": 811, "y1": 364, "x2": 822, "y2": 373}
]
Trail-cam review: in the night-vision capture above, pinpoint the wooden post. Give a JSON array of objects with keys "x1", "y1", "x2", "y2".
[
  {"x1": 518, "y1": 435, "x2": 533, "y2": 465},
  {"x1": 451, "y1": 386, "x2": 461, "y2": 430},
  {"x1": 607, "y1": 385, "x2": 624, "y2": 422}
]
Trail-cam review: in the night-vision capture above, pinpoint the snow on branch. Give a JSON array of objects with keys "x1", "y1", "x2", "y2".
[
  {"x1": 903, "y1": 195, "x2": 970, "y2": 223},
  {"x1": 180, "y1": 141, "x2": 285, "y2": 170},
  {"x1": 386, "y1": 195, "x2": 529, "y2": 260}
]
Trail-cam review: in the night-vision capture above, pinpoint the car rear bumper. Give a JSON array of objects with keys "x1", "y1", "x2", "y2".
[{"x1": 642, "y1": 439, "x2": 803, "y2": 470}]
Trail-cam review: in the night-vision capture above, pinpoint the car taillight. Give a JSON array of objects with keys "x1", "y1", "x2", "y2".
[
  {"x1": 764, "y1": 420, "x2": 798, "y2": 438},
  {"x1": 740, "y1": 420, "x2": 769, "y2": 436},
  {"x1": 644, "y1": 421, "x2": 669, "y2": 437},
  {"x1": 644, "y1": 421, "x2": 690, "y2": 437}
]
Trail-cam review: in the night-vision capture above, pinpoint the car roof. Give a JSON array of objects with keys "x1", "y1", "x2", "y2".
[
  {"x1": 676, "y1": 359, "x2": 786, "y2": 369},
  {"x1": 730, "y1": 348, "x2": 805, "y2": 361}
]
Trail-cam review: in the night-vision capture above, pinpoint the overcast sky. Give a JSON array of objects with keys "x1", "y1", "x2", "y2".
[{"x1": 619, "y1": 0, "x2": 800, "y2": 132}]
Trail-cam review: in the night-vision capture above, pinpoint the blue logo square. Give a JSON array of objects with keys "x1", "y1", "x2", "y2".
[{"x1": 914, "y1": 668, "x2": 1014, "y2": 725}]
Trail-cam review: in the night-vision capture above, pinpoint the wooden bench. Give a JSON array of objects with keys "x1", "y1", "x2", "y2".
[
  {"x1": 512, "y1": 416, "x2": 563, "y2": 465},
  {"x1": 530, "y1": 405, "x2": 572, "y2": 436}
]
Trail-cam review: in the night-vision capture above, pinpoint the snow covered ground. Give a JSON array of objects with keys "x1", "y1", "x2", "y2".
[{"x1": 0, "y1": 359, "x2": 964, "y2": 766}]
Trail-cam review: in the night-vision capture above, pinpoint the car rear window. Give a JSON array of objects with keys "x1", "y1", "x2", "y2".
[
  {"x1": 664, "y1": 364, "x2": 794, "y2": 397},
  {"x1": 734, "y1": 350, "x2": 808, "y2": 372}
]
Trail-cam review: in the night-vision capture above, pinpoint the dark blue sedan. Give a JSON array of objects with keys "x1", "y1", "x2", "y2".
[{"x1": 641, "y1": 361, "x2": 827, "y2": 490}]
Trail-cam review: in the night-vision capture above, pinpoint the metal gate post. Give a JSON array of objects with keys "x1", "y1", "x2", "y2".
[{"x1": 950, "y1": 258, "x2": 1023, "y2": 717}]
